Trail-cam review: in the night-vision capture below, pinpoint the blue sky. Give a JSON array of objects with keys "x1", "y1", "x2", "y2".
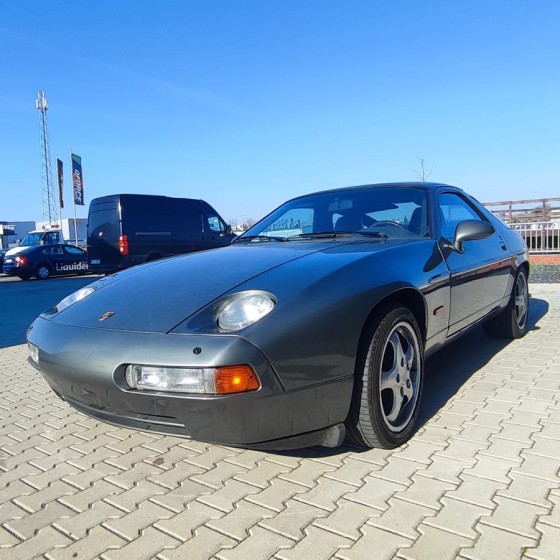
[{"x1": 1, "y1": 1, "x2": 559, "y2": 225}]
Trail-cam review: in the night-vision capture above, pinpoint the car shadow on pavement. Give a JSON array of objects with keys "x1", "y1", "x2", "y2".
[
  {"x1": 274, "y1": 296, "x2": 549, "y2": 459},
  {"x1": 417, "y1": 295, "x2": 548, "y2": 428}
]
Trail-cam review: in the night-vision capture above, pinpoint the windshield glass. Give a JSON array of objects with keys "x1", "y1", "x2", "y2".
[
  {"x1": 238, "y1": 186, "x2": 429, "y2": 241},
  {"x1": 20, "y1": 233, "x2": 43, "y2": 246}
]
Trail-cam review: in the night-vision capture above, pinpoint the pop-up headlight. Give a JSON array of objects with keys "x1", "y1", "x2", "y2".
[
  {"x1": 52, "y1": 286, "x2": 97, "y2": 313},
  {"x1": 217, "y1": 291, "x2": 275, "y2": 332}
]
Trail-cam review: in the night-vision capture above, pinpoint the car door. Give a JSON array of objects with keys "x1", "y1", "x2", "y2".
[
  {"x1": 61, "y1": 246, "x2": 88, "y2": 274},
  {"x1": 439, "y1": 191, "x2": 513, "y2": 336}
]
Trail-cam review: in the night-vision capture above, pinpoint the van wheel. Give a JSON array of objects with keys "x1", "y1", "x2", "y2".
[{"x1": 35, "y1": 264, "x2": 51, "y2": 280}]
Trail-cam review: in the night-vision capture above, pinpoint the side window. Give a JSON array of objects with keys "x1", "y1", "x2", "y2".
[
  {"x1": 207, "y1": 213, "x2": 225, "y2": 234},
  {"x1": 64, "y1": 246, "x2": 85, "y2": 255},
  {"x1": 44, "y1": 232, "x2": 60, "y2": 245},
  {"x1": 439, "y1": 193, "x2": 484, "y2": 239},
  {"x1": 43, "y1": 246, "x2": 63, "y2": 255}
]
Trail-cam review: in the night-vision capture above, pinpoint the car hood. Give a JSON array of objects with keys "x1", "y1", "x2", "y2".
[{"x1": 49, "y1": 242, "x2": 367, "y2": 332}]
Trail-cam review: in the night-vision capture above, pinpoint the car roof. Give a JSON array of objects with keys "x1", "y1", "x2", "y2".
[{"x1": 286, "y1": 182, "x2": 464, "y2": 204}]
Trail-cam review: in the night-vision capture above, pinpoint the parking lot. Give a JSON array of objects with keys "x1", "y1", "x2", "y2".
[{"x1": 1, "y1": 277, "x2": 559, "y2": 559}]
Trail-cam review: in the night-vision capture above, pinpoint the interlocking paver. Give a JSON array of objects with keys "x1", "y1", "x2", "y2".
[
  {"x1": 4, "y1": 501, "x2": 74, "y2": 540},
  {"x1": 192, "y1": 461, "x2": 249, "y2": 489},
  {"x1": 525, "y1": 522, "x2": 560, "y2": 560},
  {"x1": 153, "y1": 501, "x2": 223, "y2": 542},
  {"x1": 215, "y1": 526, "x2": 292, "y2": 560},
  {"x1": 496, "y1": 472, "x2": 559, "y2": 508},
  {"x1": 101, "y1": 526, "x2": 182, "y2": 560},
  {"x1": 442, "y1": 472, "x2": 508, "y2": 510},
  {"x1": 322, "y1": 456, "x2": 379, "y2": 487},
  {"x1": 258, "y1": 498, "x2": 326, "y2": 541},
  {"x1": 366, "y1": 497, "x2": 433, "y2": 540},
  {"x1": 53, "y1": 500, "x2": 124, "y2": 539},
  {"x1": 421, "y1": 496, "x2": 491, "y2": 539},
  {"x1": 312, "y1": 498, "x2": 377, "y2": 540},
  {"x1": 198, "y1": 479, "x2": 263, "y2": 513},
  {"x1": 345, "y1": 475, "x2": 405, "y2": 511},
  {"x1": 245, "y1": 479, "x2": 307, "y2": 513},
  {"x1": 459, "y1": 524, "x2": 537, "y2": 560},
  {"x1": 157, "y1": 526, "x2": 236, "y2": 560},
  {"x1": 45, "y1": 525, "x2": 127, "y2": 560},
  {"x1": 13, "y1": 480, "x2": 77, "y2": 513},
  {"x1": 399, "y1": 524, "x2": 472, "y2": 560},
  {"x1": 1, "y1": 284, "x2": 560, "y2": 559},
  {"x1": 394, "y1": 474, "x2": 456, "y2": 511},
  {"x1": 275, "y1": 525, "x2": 353, "y2": 560},
  {"x1": 103, "y1": 500, "x2": 175, "y2": 541},
  {"x1": 479, "y1": 495, "x2": 549, "y2": 539},
  {"x1": 336, "y1": 524, "x2": 413, "y2": 560},
  {"x1": 206, "y1": 500, "x2": 274, "y2": 540}
]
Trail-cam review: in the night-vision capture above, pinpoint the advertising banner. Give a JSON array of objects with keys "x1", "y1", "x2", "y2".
[
  {"x1": 56, "y1": 157, "x2": 64, "y2": 209},
  {"x1": 71, "y1": 153, "x2": 84, "y2": 206}
]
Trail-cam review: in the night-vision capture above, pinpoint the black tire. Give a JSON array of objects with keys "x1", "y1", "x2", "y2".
[
  {"x1": 483, "y1": 268, "x2": 529, "y2": 339},
  {"x1": 346, "y1": 304, "x2": 424, "y2": 449},
  {"x1": 35, "y1": 264, "x2": 51, "y2": 280}
]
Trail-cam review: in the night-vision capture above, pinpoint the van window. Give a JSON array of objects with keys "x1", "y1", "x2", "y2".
[
  {"x1": 89, "y1": 210, "x2": 121, "y2": 242},
  {"x1": 207, "y1": 213, "x2": 225, "y2": 234}
]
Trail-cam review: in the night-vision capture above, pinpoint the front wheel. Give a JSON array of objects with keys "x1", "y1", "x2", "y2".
[
  {"x1": 483, "y1": 268, "x2": 529, "y2": 339},
  {"x1": 346, "y1": 304, "x2": 424, "y2": 449}
]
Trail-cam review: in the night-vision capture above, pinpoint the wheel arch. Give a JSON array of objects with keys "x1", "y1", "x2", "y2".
[{"x1": 357, "y1": 287, "x2": 428, "y2": 365}]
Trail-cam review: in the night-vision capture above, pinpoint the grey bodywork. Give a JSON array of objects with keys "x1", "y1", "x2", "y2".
[{"x1": 27, "y1": 183, "x2": 528, "y2": 449}]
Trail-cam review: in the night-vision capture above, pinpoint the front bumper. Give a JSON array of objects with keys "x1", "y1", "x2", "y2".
[{"x1": 27, "y1": 317, "x2": 353, "y2": 449}]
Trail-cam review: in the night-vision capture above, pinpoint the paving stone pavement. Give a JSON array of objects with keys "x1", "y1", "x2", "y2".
[{"x1": 1, "y1": 284, "x2": 559, "y2": 560}]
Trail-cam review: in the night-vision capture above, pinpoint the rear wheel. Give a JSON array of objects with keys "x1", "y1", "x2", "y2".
[
  {"x1": 483, "y1": 268, "x2": 529, "y2": 339},
  {"x1": 35, "y1": 264, "x2": 51, "y2": 280},
  {"x1": 346, "y1": 304, "x2": 424, "y2": 449}
]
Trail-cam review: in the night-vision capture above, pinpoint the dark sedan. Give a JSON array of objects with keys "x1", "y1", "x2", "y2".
[
  {"x1": 27, "y1": 182, "x2": 529, "y2": 450},
  {"x1": 3, "y1": 244, "x2": 88, "y2": 280}
]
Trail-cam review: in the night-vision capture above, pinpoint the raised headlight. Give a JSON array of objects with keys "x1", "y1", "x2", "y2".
[
  {"x1": 217, "y1": 291, "x2": 275, "y2": 332},
  {"x1": 54, "y1": 286, "x2": 97, "y2": 313}
]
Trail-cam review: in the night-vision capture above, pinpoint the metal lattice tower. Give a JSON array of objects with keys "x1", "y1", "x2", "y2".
[{"x1": 35, "y1": 90, "x2": 59, "y2": 225}]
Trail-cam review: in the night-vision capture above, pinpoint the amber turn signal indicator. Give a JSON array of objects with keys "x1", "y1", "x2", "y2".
[{"x1": 215, "y1": 365, "x2": 260, "y2": 394}]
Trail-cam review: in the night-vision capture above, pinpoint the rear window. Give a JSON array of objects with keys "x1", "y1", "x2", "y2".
[{"x1": 88, "y1": 209, "x2": 120, "y2": 242}]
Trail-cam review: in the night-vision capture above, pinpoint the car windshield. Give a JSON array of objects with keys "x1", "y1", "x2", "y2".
[
  {"x1": 237, "y1": 186, "x2": 429, "y2": 242},
  {"x1": 19, "y1": 233, "x2": 43, "y2": 246}
]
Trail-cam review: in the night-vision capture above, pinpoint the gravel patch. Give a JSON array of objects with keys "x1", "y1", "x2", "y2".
[{"x1": 530, "y1": 264, "x2": 560, "y2": 283}]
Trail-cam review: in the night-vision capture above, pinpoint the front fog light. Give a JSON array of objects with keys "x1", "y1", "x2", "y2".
[
  {"x1": 125, "y1": 364, "x2": 260, "y2": 394},
  {"x1": 28, "y1": 343, "x2": 39, "y2": 365}
]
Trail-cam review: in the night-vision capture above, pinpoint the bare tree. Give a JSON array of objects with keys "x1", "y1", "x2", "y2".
[{"x1": 413, "y1": 157, "x2": 434, "y2": 182}]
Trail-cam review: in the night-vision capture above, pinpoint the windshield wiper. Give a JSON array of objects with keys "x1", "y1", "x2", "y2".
[
  {"x1": 287, "y1": 231, "x2": 388, "y2": 240},
  {"x1": 233, "y1": 235, "x2": 288, "y2": 244}
]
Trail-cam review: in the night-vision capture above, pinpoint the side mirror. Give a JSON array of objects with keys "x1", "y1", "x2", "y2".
[
  {"x1": 225, "y1": 225, "x2": 233, "y2": 236},
  {"x1": 448, "y1": 220, "x2": 495, "y2": 254}
]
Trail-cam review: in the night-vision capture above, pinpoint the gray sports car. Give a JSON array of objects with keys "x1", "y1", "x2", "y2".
[{"x1": 27, "y1": 182, "x2": 529, "y2": 450}]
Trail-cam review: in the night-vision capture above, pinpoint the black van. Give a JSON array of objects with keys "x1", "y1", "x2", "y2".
[{"x1": 87, "y1": 194, "x2": 235, "y2": 273}]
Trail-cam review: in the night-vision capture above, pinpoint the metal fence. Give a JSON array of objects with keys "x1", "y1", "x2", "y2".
[{"x1": 508, "y1": 221, "x2": 560, "y2": 253}]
